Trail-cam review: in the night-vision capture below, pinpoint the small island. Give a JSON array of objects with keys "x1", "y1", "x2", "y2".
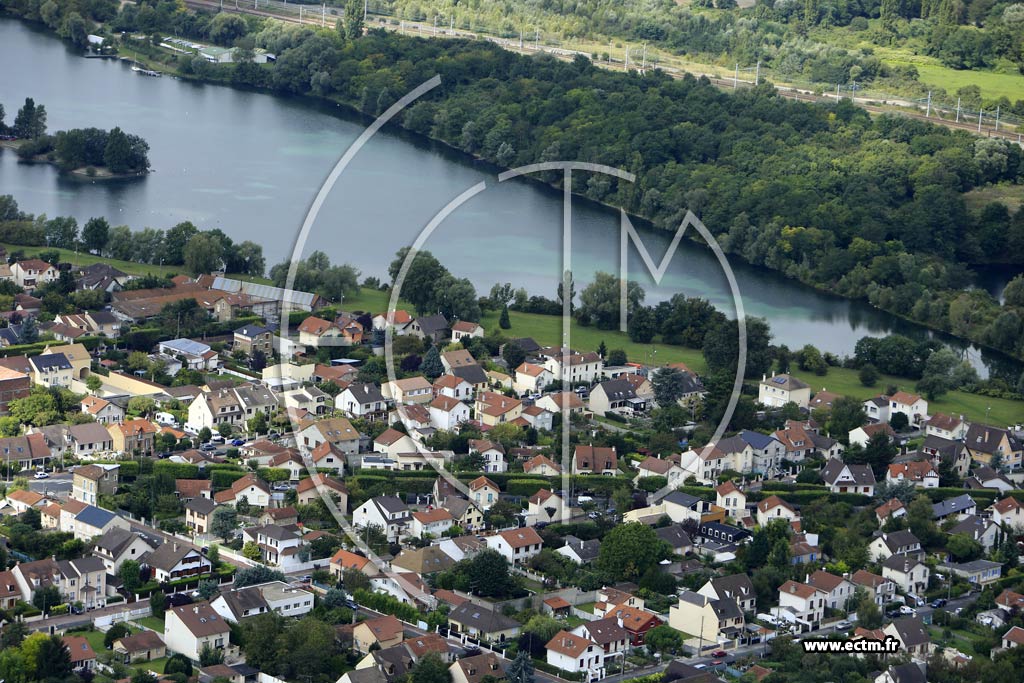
[{"x1": 0, "y1": 97, "x2": 150, "y2": 178}]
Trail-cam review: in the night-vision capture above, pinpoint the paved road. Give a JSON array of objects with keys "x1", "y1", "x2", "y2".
[{"x1": 28, "y1": 472, "x2": 72, "y2": 497}]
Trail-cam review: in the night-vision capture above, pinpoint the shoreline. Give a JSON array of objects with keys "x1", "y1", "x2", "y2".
[
  {"x1": 0, "y1": 138, "x2": 149, "y2": 180},
  {"x1": 4, "y1": 14, "x2": 1024, "y2": 366}
]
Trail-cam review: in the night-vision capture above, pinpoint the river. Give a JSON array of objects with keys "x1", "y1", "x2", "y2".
[{"x1": 0, "y1": 17, "x2": 1020, "y2": 378}]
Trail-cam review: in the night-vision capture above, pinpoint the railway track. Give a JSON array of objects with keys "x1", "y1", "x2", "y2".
[{"x1": 181, "y1": 0, "x2": 1023, "y2": 144}]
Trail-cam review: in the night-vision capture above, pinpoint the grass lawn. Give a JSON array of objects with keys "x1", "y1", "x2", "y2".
[
  {"x1": 136, "y1": 657, "x2": 169, "y2": 674},
  {"x1": 784, "y1": 363, "x2": 1024, "y2": 426},
  {"x1": 520, "y1": 577, "x2": 545, "y2": 594},
  {"x1": 576, "y1": 601, "x2": 596, "y2": 614},
  {"x1": 80, "y1": 629, "x2": 111, "y2": 653},
  {"x1": 964, "y1": 183, "x2": 1024, "y2": 213},
  {"x1": 132, "y1": 616, "x2": 165, "y2": 633}
]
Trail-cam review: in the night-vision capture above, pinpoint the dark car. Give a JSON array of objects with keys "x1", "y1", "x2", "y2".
[
  {"x1": 931, "y1": 598, "x2": 947, "y2": 608},
  {"x1": 712, "y1": 650, "x2": 727, "y2": 658},
  {"x1": 344, "y1": 599, "x2": 359, "y2": 610},
  {"x1": 231, "y1": 439, "x2": 245, "y2": 446},
  {"x1": 166, "y1": 593, "x2": 193, "y2": 607}
]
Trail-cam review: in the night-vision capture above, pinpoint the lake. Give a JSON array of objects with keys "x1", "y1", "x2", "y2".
[{"x1": 1, "y1": 17, "x2": 1019, "y2": 377}]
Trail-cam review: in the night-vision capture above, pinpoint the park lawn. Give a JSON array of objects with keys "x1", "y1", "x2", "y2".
[
  {"x1": 479, "y1": 308, "x2": 708, "y2": 372},
  {"x1": 132, "y1": 616, "x2": 166, "y2": 633},
  {"x1": 783, "y1": 363, "x2": 1024, "y2": 426}
]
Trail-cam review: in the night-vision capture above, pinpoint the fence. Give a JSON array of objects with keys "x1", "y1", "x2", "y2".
[{"x1": 94, "y1": 605, "x2": 152, "y2": 629}]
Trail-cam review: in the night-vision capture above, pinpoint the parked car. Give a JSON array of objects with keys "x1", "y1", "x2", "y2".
[
  {"x1": 712, "y1": 650, "x2": 727, "y2": 658},
  {"x1": 343, "y1": 598, "x2": 359, "y2": 610},
  {"x1": 231, "y1": 439, "x2": 245, "y2": 446},
  {"x1": 210, "y1": 434, "x2": 226, "y2": 444},
  {"x1": 200, "y1": 443, "x2": 217, "y2": 452},
  {"x1": 834, "y1": 620, "x2": 852, "y2": 631},
  {"x1": 33, "y1": 471, "x2": 49, "y2": 479},
  {"x1": 931, "y1": 599, "x2": 947, "y2": 608},
  {"x1": 899, "y1": 605, "x2": 917, "y2": 616}
]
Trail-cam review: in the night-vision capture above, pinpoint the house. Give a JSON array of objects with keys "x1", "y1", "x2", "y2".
[
  {"x1": 556, "y1": 535, "x2": 601, "y2": 564},
  {"x1": 279, "y1": 386, "x2": 328, "y2": 418},
  {"x1": 758, "y1": 373, "x2": 810, "y2": 409},
  {"x1": 145, "y1": 541, "x2": 212, "y2": 582},
  {"x1": 821, "y1": 458, "x2": 876, "y2": 496},
  {"x1": 428, "y1": 395, "x2": 471, "y2": 430},
  {"x1": 875, "y1": 664, "x2": 928, "y2": 683},
  {"x1": 941, "y1": 559, "x2": 1003, "y2": 586},
  {"x1": 409, "y1": 508, "x2": 455, "y2": 538},
  {"x1": 698, "y1": 574, "x2": 757, "y2": 614},
  {"x1": 948, "y1": 515, "x2": 1000, "y2": 550},
  {"x1": 30, "y1": 352, "x2": 73, "y2": 388},
  {"x1": 468, "y1": 476, "x2": 500, "y2": 511},
  {"x1": 185, "y1": 498, "x2": 217, "y2": 535},
  {"x1": 925, "y1": 413, "x2": 969, "y2": 440},
  {"x1": 107, "y1": 418, "x2": 158, "y2": 456},
  {"x1": 164, "y1": 601, "x2": 230, "y2": 662},
  {"x1": 0, "y1": 432, "x2": 51, "y2": 470},
  {"x1": 260, "y1": 506, "x2": 299, "y2": 527},
  {"x1": 383, "y1": 376, "x2": 434, "y2": 405},
  {"x1": 805, "y1": 570, "x2": 855, "y2": 610},
  {"x1": 519, "y1": 405, "x2": 554, "y2": 431},
  {"x1": 374, "y1": 428, "x2": 417, "y2": 457},
  {"x1": 962, "y1": 424, "x2": 1023, "y2": 471},
  {"x1": 81, "y1": 395, "x2": 124, "y2": 424},
  {"x1": 535, "y1": 391, "x2": 585, "y2": 416},
  {"x1": 113, "y1": 631, "x2": 167, "y2": 664},
  {"x1": 635, "y1": 456, "x2": 685, "y2": 488},
  {"x1": 882, "y1": 617, "x2": 931, "y2": 661},
  {"x1": 448, "y1": 602, "x2": 520, "y2": 643},
  {"x1": 931, "y1": 494, "x2": 976, "y2": 522},
  {"x1": 964, "y1": 465, "x2": 1014, "y2": 493},
  {"x1": 233, "y1": 324, "x2": 273, "y2": 357},
  {"x1": 473, "y1": 391, "x2": 522, "y2": 426},
  {"x1": 71, "y1": 504, "x2": 130, "y2": 541},
  {"x1": 572, "y1": 618, "x2": 629, "y2": 656},
  {"x1": 755, "y1": 495, "x2": 798, "y2": 527},
  {"x1": 849, "y1": 423, "x2": 896, "y2": 448},
  {"x1": 11, "y1": 259, "x2": 58, "y2": 290},
  {"x1": 888, "y1": 392, "x2": 929, "y2": 426},
  {"x1": 296, "y1": 475, "x2": 348, "y2": 509},
  {"x1": 588, "y1": 377, "x2": 650, "y2": 416},
  {"x1": 776, "y1": 580, "x2": 825, "y2": 632},
  {"x1": 71, "y1": 463, "x2": 118, "y2": 504},
  {"x1": 336, "y1": 383, "x2": 388, "y2": 420},
  {"x1": 92, "y1": 526, "x2": 155, "y2": 573},
  {"x1": 433, "y1": 375, "x2": 474, "y2": 401},
  {"x1": 407, "y1": 314, "x2": 449, "y2": 343},
  {"x1": 353, "y1": 496, "x2": 411, "y2": 543},
  {"x1": 655, "y1": 524, "x2": 694, "y2": 556},
  {"x1": 213, "y1": 474, "x2": 270, "y2": 508},
  {"x1": 63, "y1": 635, "x2": 97, "y2": 671},
  {"x1": 881, "y1": 554, "x2": 929, "y2": 596},
  {"x1": 485, "y1": 526, "x2": 543, "y2": 564},
  {"x1": 545, "y1": 630, "x2": 606, "y2": 681},
  {"x1": 875, "y1": 499, "x2": 907, "y2": 526},
  {"x1": 669, "y1": 590, "x2": 745, "y2": 646},
  {"x1": 851, "y1": 569, "x2": 896, "y2": 606},
  {"x1": 573, "y1": 444, "x2": 617, "y2": 475},
  {"x1": 468, "y1": 439, "x2": 507, "y2": 474},
  {"x1": 1002, "y1": 626, "x2": 1024, "y2": 650},
  {"x1": 353, "y1": 614, "x2": 405, "y2": 654},
  {"x1": 523, "y1": 489, "x2": 566, "y2": 527},
  {"x1": 451, "y1": 321, "x2": 484, "y2": 342},
  {"x1": 869, "y1": 530, "x2": 922, "y2": 561},
  {"x1": 990, "y1": 496, "x2": 1024, "y2": 529},
  {"x1": 242, "y1": 524, "x2": 305, "y2": 568},
  {"x1": 297, "y1": 317, "x2": 343, "y2": 348},
  {"x1": 449, "y1": 653, "x2": 506, "y2": 683},
  {"x1": 330, "y1": 549, "x2": 379, "y2": 580},
  {"x1": 513, "y1": 362, "x2": 553, "y2": 396},
  {"x1": 442, "y1": 497, "x2": 484, "y2": 532},
  {"x1": 715, "y1": 481, "x2": 747, "y2": 520},
  {"x1": 537, "y1": 347, "x2": 604, "y2": 385},
  {"x1": 4, "y1": 488, "x2": 46, "y2": 514},
  {"x1": 11, "y1": 556, "x2": 108, "y2": 609},
  {"x1": 298, "y1": 417, "x2": 360, "y2": 454},
  {"x1": 391, "y1": 546, "x2": 456, "y2": 576},
  {"x1": 523, "y1": 454, "x2": 561, "y2": 476},
  {"x1": 886, "y1": 461, "x2": 939, "y2": 488},
  {"x1": 0, "y1": 365, "x2": 30, "y2": 415}
]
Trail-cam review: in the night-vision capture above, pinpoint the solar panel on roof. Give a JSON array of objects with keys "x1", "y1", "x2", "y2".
[{"x1": 773, "y1": 377, "x2": 787, "y2": 384}]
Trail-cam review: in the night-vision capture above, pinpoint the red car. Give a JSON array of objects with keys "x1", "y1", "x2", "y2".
[{"x1": 712, "y1": 650, "x2": 727, "y2": 658}]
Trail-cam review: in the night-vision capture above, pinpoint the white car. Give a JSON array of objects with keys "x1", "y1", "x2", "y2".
[
  {"x1": 899, "y1": 605, "x2": 917, "y2": 616},
  {"x1": 33, "y1": 471, "x2": 49, "y2": 479}
]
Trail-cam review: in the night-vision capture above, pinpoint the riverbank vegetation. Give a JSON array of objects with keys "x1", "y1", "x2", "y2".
[{"x1": 1, "y1": 97, "x2": 151, "y2": 176}]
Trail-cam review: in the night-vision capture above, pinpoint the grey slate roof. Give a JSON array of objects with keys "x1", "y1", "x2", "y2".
[{"x1": 932, "y1": 494, "x2": 976, "y2": 519}]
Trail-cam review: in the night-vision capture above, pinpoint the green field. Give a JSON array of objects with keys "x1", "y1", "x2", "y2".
[
  {"x1": 0, "y1": 242, "x2": 228, "y2": 280},
  {"x1": 964, "y1": 183, "x2": 1024, "y2": 213}
]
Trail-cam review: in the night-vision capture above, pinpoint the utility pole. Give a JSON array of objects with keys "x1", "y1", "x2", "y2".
[
  {"x1": 625, "y1": 46, "x2": 629, "y2": 71},
  {"x1": 642, "y1": 42, "x2": 647, "y2": 70},
  {"x1": 955, "y1": 97, "x2": 961, "y2": 123},
  {"x1": 995, "y1": 105, "x2": 1000, "y2": 131},
  {"x1": 433, "y1": 15, "x2": 438, "y2": 36},
  {"x1": 734, "y1": 63, "x2": 738, "y2": 88},
  {"x1": 364, "y1": 0, "x2": 368, "y2": 22},
  {"x1": 836, "y1": 82, "x2": 840, "y2": 100},
  {"x1": 925, "y1": 91, "x2": 931, "y2": 118},
  {"x1": 755, "y1": 60, "x2": 760, "y2": 85},
  {"x1": 979, "y1": 109, "x2": 984, "y2": 133},
  {"x1": 322, "y1": 4, "x2": 325, "y2": 27}
]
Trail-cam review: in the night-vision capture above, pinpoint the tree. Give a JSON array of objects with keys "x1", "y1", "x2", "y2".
[
  {"x1": 502, "y1": 341, "x2": 526, "y2": 370},
  {"x1": 32, "y1": 584, "x2": 61, "y2": 612},
  {"x1": 103, "y1": 127, "x2": 149, "y2": 174},
  {"x1": 506, "y1": 651, "x2": 535, "y2": 683},
  {"x1": 242, "y1": 541, "x2": 262, "y2": 561},
  {"x1": 34, "y1": 635, "x2": 72, "y2": 680},
  {"x1": 597, "y1": 523, "x2": 669, "y2": 582},
  {"x1": 248, "y1": 410, "x2": 268, "y2": 435},
  {"x1": 704, "y1": 316, "x2": 773, "y2": 379},
  {"x1": 828, "y1": 396, "x2": 866, "y2": 441},
  {"x1": 104, "y1": 622, "x2": 131, "y2": 649},
  {"x1": 628, "y1": 305, "x2": 658, "y2": 343},
  {"x1": 211, "y1": 505, "x2": 238, "y2": 540},
  {"x1": 859, "y1": 363, "x2": 879, "y2": 387},
  {"x1": 234, "y1": 565, "x2": 286, "y2": 588},
  {"x1": 466, "y1": 549, "x2": 517, "y2": 598},
  {"x1": 907, "y1": 494, "x2": 941, "y2": 548},
  {"x1": 85, "y1": 374, "x2": 103, "y2": 393},
  {"x1": 856, "y1": 589, "x2": 882, "y2": 629},
  {"x1": 165, "y1": 653, "x2": 194, "y2": 677},
  {"x1": 344, "y1": 0, "x2": 365, "y2": 39},
  {"x1": 119, "y1": 559, "x2": 142, "y2": 593},
  {"x1": 199, "y1": 426, "x2": 213, "y2": 443},
  {"x1": 797, "y1": 344, "x2": 828, "y2": 375},
  {"x1": 13, "y1": 98, "x2": 46, "y2": 138},
  {"x1": 947, "y1": 533, "x2": 983, "y2": 562},
  {"x1": 150, "y1": 590, "x2": 167, "y2": 619},
  {"x1": 652, "y1": 367, "x2": 687, "y2": 407},
  {"x1": 45, "y1": 216, "x2": 78, "y2": 249},
  {"x1": 199, "y1": 642, "x2": 224, "y2": 666},
  {"x1": 645, "y1": 624, "x2": 684, "y2": 655},
  {"x1": 183, "y1": 232, "x2": 224, "y2": 276},
  {"x1": 433, "y1": 274, "x2": 480, "y2": 322},
  {"x1": 19, "y1": 316, "x2": 37, "y2": 344},
  {"x1": 410, "y1": 653, "x2": 451, "y2": 683},
  {"x1": 499, "y1": 305, "x2": 511, "y2": 329},
  {"x1": 79, "y1": 216, "x2": 109, "y2": 254},
  {"x1": 197, "y1": 579, "x2": 220, "y2": 600},
  {"x1": 421, "y1": 345, "x2": 443, "y2": 380},
  {"x1": 577, "y1": 271, "x2": 643, "y2": 330},
  {"x1": 608, "y1": 349, "x2": 627, "y2": 366}
]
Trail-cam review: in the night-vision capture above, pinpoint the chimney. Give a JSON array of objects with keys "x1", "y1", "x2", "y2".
[
  {"x1": 193, "y1": 605, "x2": 199, "y2": 613},
  {"x1": 790, "y1": 584, "x2": 796, "y2": 593},
  {"x1": 173, "y1": 543, "x2": 178, "y2": 552}
]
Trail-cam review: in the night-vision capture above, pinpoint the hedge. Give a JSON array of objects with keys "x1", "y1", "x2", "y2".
[
  {"x1": 532, "y1": 660, "x2": 584, "y2": 681},
  {"x1": 211, "y1": 470, "x2": 247, "y2": 489},
  {"x1": 504, "y1": 478, "x2": 554, "y2": 496},
  {"x1": 154, "y1": 461, "x2": 201, "y2": 479}
]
